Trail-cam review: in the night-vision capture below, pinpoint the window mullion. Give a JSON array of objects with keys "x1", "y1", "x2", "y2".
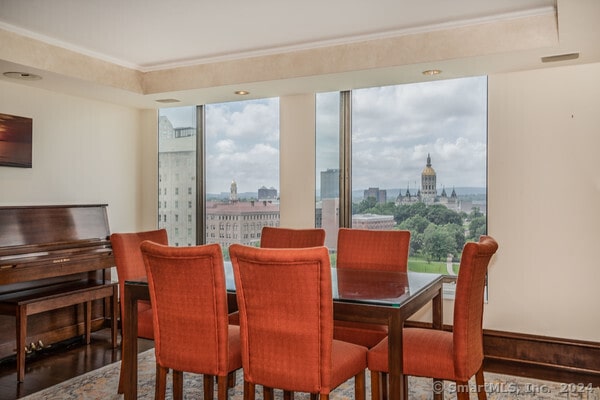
[
  {"x1": 339, "y1": 90, "x2": 352, "y2": 228},
  {"x1": 196, "y1": 105, "x2": 205, "y2": 245}
]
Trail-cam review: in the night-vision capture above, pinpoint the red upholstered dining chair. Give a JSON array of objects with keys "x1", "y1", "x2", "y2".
[
  {"x1": 111, "y1": 229, "x2": 168, "y2": 393},
  {"x1": 228, "y1": 226, "x2": 325, "y2": 328},
  {"x1": 260, "y1": 226, "x2": 326, "y2": 248},
  {"x1": 367, "y1": 235, "x2": 499, "y2": 400},
  {"x1": 333, "y1": 228, "x2": 411, "y2": 348},
  {"x1": 140, "y1": 241, "x2": 242, "y2": 400},
  {"x1": 111, "y1": 229, "x2": 168, "y2": 340},
  {"x1": 229, "y1": 244, "x2": 368, "y2": 400}
]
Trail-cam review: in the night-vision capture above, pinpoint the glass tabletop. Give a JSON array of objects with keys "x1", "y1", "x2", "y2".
[{"x1": 127, "y1": 261, "x2": 442, "y2": 308}]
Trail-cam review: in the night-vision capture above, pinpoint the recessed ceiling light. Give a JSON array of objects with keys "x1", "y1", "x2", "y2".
[
  {"x1": 422, "y1": 69, "x2": 442, "y2": 76},
  {"x1": 235, "y1": 90, "x2": 250, "y2": 95},
  {"x1": 3, "y1": 71, "x2": 42, "y2": 81},
  {"x1": 155, "y1": 98, "x2": 181, "y2": 103}
]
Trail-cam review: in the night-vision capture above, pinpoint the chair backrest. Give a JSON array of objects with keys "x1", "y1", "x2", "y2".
[
  {"x1": 336, "y1": 228, "x2": 410, "y2": 271},
  {"x1": 110, "y1": 229, "x2": 168, "y2": 315},
  {"x1": 229, "y1": 244, "x2": 333, "y2": 393},
  {"x1": 140, "y1": 241, "x2": 231, "y2": 376},
  {"x1": 452, "y1": 235, "x2": 499, "y2": 380},
  {"x1": 260, "y1": 226, "x2": 326, "y2": 248}
]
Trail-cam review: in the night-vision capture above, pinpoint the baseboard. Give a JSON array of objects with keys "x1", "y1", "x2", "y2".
[
  {"x1": 405, "y1": 321, "x2": 600, "y2": 381},
  {"x1": 483, "y1": 329, "x2": 600, "y2": 376}
]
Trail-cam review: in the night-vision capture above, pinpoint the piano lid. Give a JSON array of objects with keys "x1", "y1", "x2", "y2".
[{"x1": 0, "y1": 204, "x2": 111, "y2": 255}]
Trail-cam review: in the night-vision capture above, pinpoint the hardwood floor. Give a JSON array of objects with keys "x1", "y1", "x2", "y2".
[{"x1": 0, "y1": 328, "x2": 153, "y2": 400}]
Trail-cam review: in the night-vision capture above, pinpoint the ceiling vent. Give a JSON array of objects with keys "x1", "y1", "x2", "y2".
[{"x1": 541, "y1": 52, "x2": 579, "y2": 63}]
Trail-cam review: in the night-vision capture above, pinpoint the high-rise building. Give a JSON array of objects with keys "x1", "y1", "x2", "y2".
[
  {"x1": 158, "y1": 116, "x2": 197, "y2": 246},
  {"x1": 320, "y1": 168, "x2": 339, "y2": 199},
  {"x1": 363, "y1": 187, "x2": 387, "y2": 204},
  {"x1": 258, "y1": 186, "x2": 278, "y2": 201}
]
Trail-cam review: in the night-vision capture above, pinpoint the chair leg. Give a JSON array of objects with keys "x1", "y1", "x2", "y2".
[
  {"x1": 433, "y1": 379, "x2": 443, "y2": 400},
  {"x1": 264, "y1": 386, "x2": 274, "y2": 400},
  {"x1": 310, "y1": 394, "x2": 318, "y2": 400},
  {"x1": 370, "y1": 371, "x2": 381, "y2": 400},
  {"x1": 172, "y1": 370, "x2": 184, "y2": 400},
  {"x1": 218, "y1": 374, "x2": 229, "y2": 400},
  {"x1": 283, "y1": 390, "x2": 294, "y2": 400},
  {"x1": 382, "y1": 372, "x2": 389, "y2": 400},
  {"x1": 456, "y1": 380, "x2": 470, "y2": 400},
  {"x1": 475, "y1": 366, "x2": 487, "y2": 400},
  {"x1": 244, "y1": 381, "x2": 255, "y2": 400},
  {"x1": 155, "y1": 364, "x2": 168, "y2": 400},
  {"x1": 204, "y1": 374, "x2": 215, "y2": 400},
  {"x1": 402, "y1": 374, "x2": 408, "y2": 400},
  {"x1": 228, "y1": 370, "x2": 236, "y2": 388},
  {"x1": 319, "y1": 394, "x2": 329, "y2": 400},
  {"x1": 117, "y1": 358, "x2": 125, "y2": 394},
  {"x1": 355, "y1": 370, "x2": 366, "y2": 400}
]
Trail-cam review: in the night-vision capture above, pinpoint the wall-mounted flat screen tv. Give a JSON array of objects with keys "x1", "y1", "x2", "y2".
[{"x1": 0, "y1": 113, "x2": 32, "y2": 168}]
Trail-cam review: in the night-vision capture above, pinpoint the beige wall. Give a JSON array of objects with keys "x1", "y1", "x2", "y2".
[
  {"x1": 1, "y1": 62, "x2": 599, "y2": 343},
  {"x1": 0, "y1": 79, "x2": 158, "y2": 233},
  {"x1": 279, "y1": 94, "x2": 316, "y2": 228},
  {"x1": 486, "y1": 62, "x2": 600, "y2": 341}
]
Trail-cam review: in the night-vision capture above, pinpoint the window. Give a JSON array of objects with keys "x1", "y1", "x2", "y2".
[
  {"x1": 315, "y1": 92, "x2": 341, "y2": 253},
  {"x1": 158, "y1": 106, "x2": 197, "y2": 245},
  {"x1": 159, "y1": 99, "x2": 280, "y2": 256},
  {"x1": 316, "y1": 77, "x2": 487, "y2": 284},
  {"x1": 204, "y1": 98, "x2": 280, "y2": 259}
]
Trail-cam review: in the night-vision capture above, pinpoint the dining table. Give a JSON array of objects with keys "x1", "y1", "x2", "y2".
[{"x1": 120, "y1": 261, "x2": 444, "y2": 400}]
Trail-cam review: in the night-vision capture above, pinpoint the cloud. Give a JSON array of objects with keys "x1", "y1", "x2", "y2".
[
  {"x1": 160, "y1": 76, "x2": 487, "y2": 195},
  {"x1": 205, "y1": 99, "x2": 280, "y2": 193},
  {"x1": 340, "y1": 76, "x2": 488, "y2": 190}
]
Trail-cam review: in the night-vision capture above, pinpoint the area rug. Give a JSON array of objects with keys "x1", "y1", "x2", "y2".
[{"x1": 21, "y1": 349, "x2": 599, "y2": 400}]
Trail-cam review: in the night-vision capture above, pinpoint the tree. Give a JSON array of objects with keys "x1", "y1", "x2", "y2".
[
  {"x1": 441, "y1": 223, "x2": 466, "y2": 256},
  {"x1": 395, "y1": 202, "x2": 427, "y2": 223},
  {"x1": 425, "y1": 204, "x2": 462, "y2": 226},
  {"x1": 423, "y1": 224, "x2": 456, "y2": 261},
  {"x1": 354, "y1": 197, "x2": 378, "y2": 214},
  {"x1": 376, "y1": 201, "x2": 398, "y2": 215},
  {"x1": 468, "y1": 216, "x2": 487, "y2": 240},
  {"x1": 399, "y1": 214, "x2": 429, "y2": 233},
  {"x1": 468, "y1": 207, "x2": 484, "y2": 219},
  {"x1": 399, "y1": 215, "x2": 429, "y2": 254}
]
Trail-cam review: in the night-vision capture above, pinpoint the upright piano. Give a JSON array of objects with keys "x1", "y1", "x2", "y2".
[{"x1": 0, "y1": 204, "x2": 116, "y2": 362}]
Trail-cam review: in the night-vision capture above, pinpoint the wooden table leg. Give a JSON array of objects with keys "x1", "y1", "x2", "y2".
[
  {"x1": 122, "y1": 285, "x2": 139, "y2": 400},
  {"x1": 387, "y1": 312, "x2": 403, "y2": 400},
  {"x1": 432, "y1": 287, "x2": 444, "y2": 400}
]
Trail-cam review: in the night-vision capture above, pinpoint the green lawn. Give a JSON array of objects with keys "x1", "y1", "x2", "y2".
[
  {"x1": 408, "y1": 257, "x2": 458, "y2": 274},
  {"x1": 330, "y1": 254, "x2": 458, "y2": 275}
]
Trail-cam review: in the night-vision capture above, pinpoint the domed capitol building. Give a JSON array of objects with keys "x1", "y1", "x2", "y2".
[{"x1": 395, "y1": 154, "x2": 462, "y2": 212}]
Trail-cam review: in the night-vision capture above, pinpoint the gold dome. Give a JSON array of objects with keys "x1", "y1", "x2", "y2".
[
  {"x1": 422, "y1": 166, "x2": 436, "y2": 176},
  {"x1": 422, "y1": 153, "x2": 436, "y2": 176}
]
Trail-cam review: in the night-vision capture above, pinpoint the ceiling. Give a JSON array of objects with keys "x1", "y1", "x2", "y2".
[
  {"x1": 0, "y1": 0, "x2": 557, "y2": 71},
  {"x1": 0, "y1": 0, "x2": 598, "y2": 108}
]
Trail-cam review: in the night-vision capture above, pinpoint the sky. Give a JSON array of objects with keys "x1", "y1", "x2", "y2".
[
  {"x1": 160, "y1": 75, "x2": 487, "y2": 195},
  {"x1": 159, "y1": 99, "x2": 280, "y2": 194},
  {"x1": 317, "y1": 76, "x2": 488, "y2": 192}
]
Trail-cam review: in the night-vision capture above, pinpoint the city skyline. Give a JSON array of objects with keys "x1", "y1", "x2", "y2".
[
  {"x1": 160, "y1": 76, "x2": 487, "y2": 194},
  {"x1": 316, "y1": 76, "x2": 487, "y2": 191}
]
